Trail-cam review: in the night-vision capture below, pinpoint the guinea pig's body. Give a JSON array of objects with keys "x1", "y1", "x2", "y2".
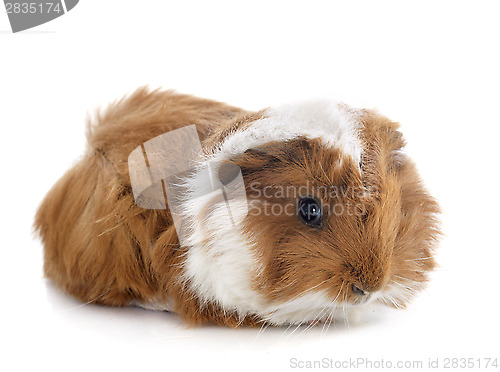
[{"x1": 35, "y1": 88, "x2": 440, "y2": 327}]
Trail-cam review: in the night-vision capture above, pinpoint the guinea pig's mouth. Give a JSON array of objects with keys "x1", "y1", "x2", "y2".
[
  {"x1": 267, "y1": 292, "x2": 387, "y2": 327},
  {"x1": 351, "y1": 294, "x2": 373, "y2": 305},
  {"x1": 348, "y1": 283, "x2": 381, "y2": 306},
  {"x1": 299, "y1": 299, "x2": 377, "y2": 327}
]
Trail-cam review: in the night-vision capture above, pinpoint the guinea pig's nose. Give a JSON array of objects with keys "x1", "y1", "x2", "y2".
[{"x1": 351, "y1": 283, "x2": 367, "y2": 296}]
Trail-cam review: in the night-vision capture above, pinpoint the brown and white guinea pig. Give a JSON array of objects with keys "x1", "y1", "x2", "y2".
[{"x1": 34, "y1": 88, "x2": 441, "y2": 327}]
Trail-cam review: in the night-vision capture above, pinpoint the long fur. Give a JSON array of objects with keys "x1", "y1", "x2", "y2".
[{"x1": 35, "y1": 88, "x2": 440, "y2": 327}]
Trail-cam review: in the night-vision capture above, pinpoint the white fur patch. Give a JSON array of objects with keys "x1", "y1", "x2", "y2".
[
  {"x1": 379, "y1": 276, "x2": 426, "y2": 309},
  {"x1": 182, "y1": 199, "x2": 264, "y2": 314},
  {"x1": 179, "y1": 100, "x2": 365, "y2": 325},
  {"x1": 211, "y1": 100, "x2": 364, "y2": 165}
]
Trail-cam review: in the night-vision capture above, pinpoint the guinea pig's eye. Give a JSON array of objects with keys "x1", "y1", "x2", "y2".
[{"x1": 297, "y1": 197, "x2": 323, "y2": 228}]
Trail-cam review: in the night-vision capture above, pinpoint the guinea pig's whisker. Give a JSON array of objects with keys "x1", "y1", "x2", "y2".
[
  {"x1": 341, "y1": 289, "x2": 349, "y2": 326},
  {"x1": 291, "y1": 307, "x2": 322, "y2": 335},
  {"x1": 394, "y1": 274, "x2": 416, "y2": 282},
  {"x1": 321, "y1": 284, "x2": 344, "y2": 334},
  {"x1": 269, "y1": 277, "x2": 342, "y2": 331},
  {"x1": 391, "y1": 281, "x2": 415, "y2": 292},
  {"x1": 398, "y1": 285, "x2": 418, "y2": 296},
  {"x1": 368, "y1": 247, "x2": 385, "y2": 276},
  {"x1": 405, "y1": 257, "x2": 433, "y2": 261},
  {"x1": 392, "y1": 276, "x2": 423, "y2": 294},
  {"x1": 278, "y1": 278, "x2": 330, "y2": 305},
  {"x1": 301, "y1": 278, "x2": 330, "y2": 295},
  {"x1": 258, "y1": 320, "x2": 271, "y2": 335},
  {"x1": 321, "y1": 310, "x2": 333, "y2": 334},
  {"x1": 284, "y1": 321, "x2": 295, "y2": 335},
  {"x1": 302, "y1": 309, "x2": 324, "y2": 334},
  {"x1": 325, "y1": 308, "x2": 337, "y2": 333},
  {"x1": 235, "y1": 316, "x2": 245, "y2": 328},
  {"x1": 389, "y1": 282, "x2": 417, "y2": 301},
  {"x1": 381, "y1": 292, "x2": 405, "y2": 309},
  {"x1": 387, "y1": 277, "x2": 418, "y2": 300},
  {"x1": 399, "y1": 268, "x2": 431, "y2": 273},
  {"x1": 289, "y1": 320, "x2": 305, "y2": 337},
  {"x1": 333, "y1": 281, "x2": 345, "y2": 304}
]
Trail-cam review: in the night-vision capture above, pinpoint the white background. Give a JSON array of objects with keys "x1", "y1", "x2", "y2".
[{"x1": 1, "y1": 1, "x2": 499, "y2": 371}]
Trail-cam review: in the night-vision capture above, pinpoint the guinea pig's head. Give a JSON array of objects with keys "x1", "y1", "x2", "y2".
[{"x1": 180, "y1": 101, "x2": 440, "y2": 326}]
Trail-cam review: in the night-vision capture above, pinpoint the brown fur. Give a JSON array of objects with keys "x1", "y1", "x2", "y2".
[
  {"x1": 35, "y1": 88, "x2": 254, "y2": 325},
  {"x1": 35, "y1": 88, "x2": 440, "y2": 326},
  {"x1": 226, "y1": 111, "x2": 440, "y2": 309}
]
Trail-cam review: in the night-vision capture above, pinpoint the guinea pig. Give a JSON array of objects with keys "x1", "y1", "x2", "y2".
[{"x1": 34, "y1": 88, "x2": 441, "y2": 327}]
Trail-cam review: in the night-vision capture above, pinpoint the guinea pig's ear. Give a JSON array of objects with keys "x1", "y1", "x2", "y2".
[
  {"x1": 387, "y1": 126, "x2": 405, "y2": 150},
  {"x1": 228, "y1": 140, "x2": 310, "y2": 174},
  {"x1": 243, "y1": 139, "x2": 312, "y2": 163},
  {"x1": 361, "y1": 110, "x2": 409, "y2": 172},
  {"x1": 243, "y1": 147, "x2": 266, "y2": 156},
  {"x1": 243, "y1": 147, "x2": 280, "y2": 160},
  {"x1": 377, "y1": 119, "x2": 407, "y2": 170},
  {"x1": 238, "y1": 146, "x2": 283, "y2": 168},
  {"x1": 385, "y1": 127, "x2": 407, "y2": 170}
]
